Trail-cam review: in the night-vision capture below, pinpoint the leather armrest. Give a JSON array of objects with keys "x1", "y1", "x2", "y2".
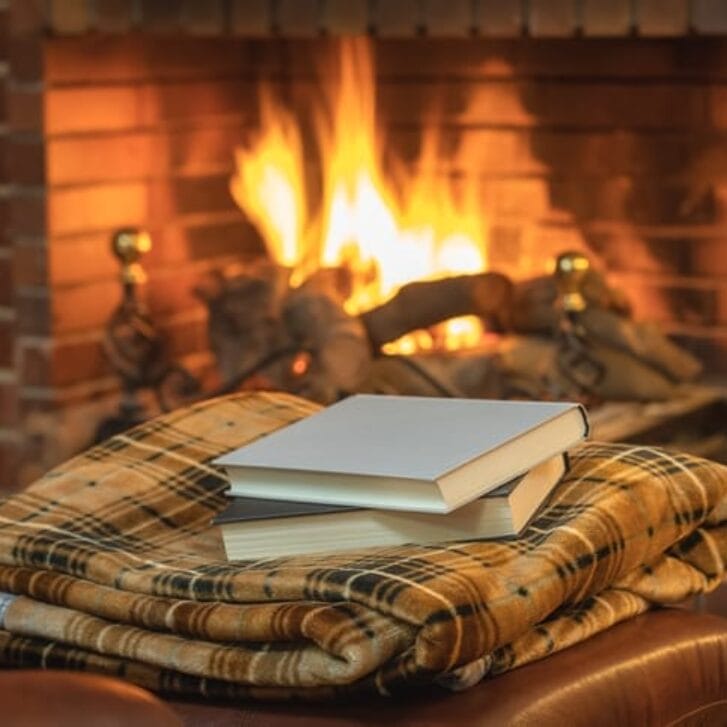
[
  {"x1": 0, "y1": 670, "x2": 181, "y2": 727},
  {"x1": 170, "y1": 609, "x2": 727, "y2": 726}
]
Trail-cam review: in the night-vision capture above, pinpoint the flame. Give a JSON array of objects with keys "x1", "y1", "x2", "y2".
[{"x1": 231, "y1": 38, "x2": 489, "y2": 351}]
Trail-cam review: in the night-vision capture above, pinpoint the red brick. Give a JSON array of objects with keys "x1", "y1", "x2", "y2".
[
  {"x1": 94, "y1": 0, "x2": 134, "y2": 33},
  {"x1": 0, "y1": 377, "x2": 18, "y2": 428},
  {"x1": 230, "y1": 0, "x2": 271, "y2": 35},
  {"x1": 0, "y1": 437, "x2": 21, "y2": 493},
  {"x1": 374, "y1": 0, "x2": 421, "y2": 35},
  {"x1": 48, "y1": 174, "x2": 237, "y2": 237},
  {"x1": 582, "y1": 0, "x2": 631, "y2": 36},
  {"x1": 422, "y1": 0, "x2": 473, "y2": 36},
  {"x1": 475, "y1": 1, "x2": 523, "y2": 36},
  {"x1": 529, "y1": 0, "x2": 578, "y2": 37},
  {"x1": 0, "y1": 317, "x2": 15, "y2": 367},
  {"x1": 9, "y1": 192, "x2": 46, "y2": 237},
  {"x1": 276, "y1": 0, "x2": 320, "y2": 36},
  {"x1": 19, "y1": 341, "x2": 50, "y2": 386},
  {"x1": 7, "y1": 34, "x2": 43, "y2": 82},
  {"x1": 8, "y1": 88, "x2": 43, "y2": 132},
  {"x1": 49, "y1": 0, "x2": 90, "y2": 34},
  {"x1": 139, "y1": 0, "x2": 183, "y2": 32},
  {"x1": 13, "y1": 242, "x2": 47, "y2": 287},
  {"x1": 51, "y1": 280, "x2": 118, "y2": 333},
  {"x1": 47, "y1": 129, "x2": 243, "y2": 185},
  {"x1": 18, "y1": 336, "x2": 113, "y2": 388},
  {"x1": 48, "y1": 182, "x2": 147, "y2": 236},
  {"x1": 8, "y1": 0, "x2": 44, "y2": 35},
  {"x1": 53, "y1": 336, "x2": 110, "y2": 387},
  {"x1": 15, "y1": 292, "x2": 50, "y2": 335},
  {"x1": 0, "y1": 198, "x2": 9, "y2": 250},
  {"x1": 693, "y1": 0, "x2": 727, "y2": 34},
  {"x1": 49, "y1": 236, "x2": 115, "y2": 286},
  {"x1": 422, "y1": 0, "x2": 475, "y2": 38},
  {"x1": 322, "y1": 0, "x2": 369, "y2": 33},
  {"x1": 180, "y1": 0, "x2": 225, "y2": 35},
  {"x1": 637, "y1": 0, "x2": 689, "y2": 36},
  {"x1": 0, "y1": 79, "x2": 7, "y2": 124},
  {"x1": 0, "y1": 9, "x2": 8, "y2": 59},
  {"x1": 0, "y1": 255, "x2": 12, "y2": 306},
  {"x1": 45, "y1": 312, "x2": 209, "y2": 388},
  {"x1": 5, "y1": 137, "x2": 45, "y2": 185},
  {"x1": 692, "y1": 238, "x2": 727, "y2": 276},
  {"x1": 45, "y1": 80, "x2": 257, "y2": 134}
]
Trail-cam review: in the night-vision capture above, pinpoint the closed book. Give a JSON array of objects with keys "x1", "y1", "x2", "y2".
[
  {"x1": 216, "y1": 395, "x2": 588, "y2": 513},
  {"x1": 214, "y1": 454, "x2": 568, "y2": 559}
]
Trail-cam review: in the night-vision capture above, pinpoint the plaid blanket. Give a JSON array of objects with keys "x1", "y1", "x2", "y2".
[{"x1": 0, "y1": 391, "x2": 724, "y2": 700}]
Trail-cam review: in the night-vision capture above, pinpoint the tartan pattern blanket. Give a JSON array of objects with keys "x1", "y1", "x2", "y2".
[{"x1": 0, "y1": 391, "x2": 724, "y2": 700}]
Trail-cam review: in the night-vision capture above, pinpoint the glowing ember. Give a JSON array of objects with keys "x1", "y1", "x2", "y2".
[{"x1": 230, "y1": 38, "x2": 489, "y2": 351}]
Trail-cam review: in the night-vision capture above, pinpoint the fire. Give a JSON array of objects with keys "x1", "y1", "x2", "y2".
[{"x1": 230, "y1": 38, "x2": 488, "y2": 351}]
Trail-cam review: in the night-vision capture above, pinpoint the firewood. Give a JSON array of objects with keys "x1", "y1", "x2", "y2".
[
  {"x1": 360, "y1": 272, "x2": 513, "y2": 349},
  {"x1": 282, "y1": 282, "x2": 373, "y2": 401},
  {"x1": 579, "y1": 308, "x2": 702, "y2": 383},
  {"x1": 510, "y1": 270, "x2": 631, "y2": 334},
  {"x1": 194, "y1": 264, "x2": 291, "y2": 383},
  {"x1": 495, "y1": 335, "x2": 679, "y2": 402}
]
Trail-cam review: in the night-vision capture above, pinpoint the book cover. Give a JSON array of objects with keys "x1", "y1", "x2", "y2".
[
  {"x1": 215, "y1": 394, "x2": 588, "y2": 513},
  {"x1": 214, "y1": 454, "x2": 568, "y2": 559}
]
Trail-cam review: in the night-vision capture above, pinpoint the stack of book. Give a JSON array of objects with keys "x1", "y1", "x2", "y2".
[{"x1": 213, "y1": 395, "x2": 589, "y2": 559}]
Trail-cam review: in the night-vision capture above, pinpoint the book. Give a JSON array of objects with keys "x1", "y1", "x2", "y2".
[
  {"x1": 214, "y1": 454, "x2": 568, "y2": 559},
  {"x1": 215, "y1": 394, "x2": 588, "y2": 513}
]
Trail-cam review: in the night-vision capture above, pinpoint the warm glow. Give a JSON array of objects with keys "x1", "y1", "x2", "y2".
[
  {"x1": 230, "y1": 39, "x2": 489, "y2": 350},
  {"x1": 230, "y1": 90, "x2": 306, "y2": 269}
]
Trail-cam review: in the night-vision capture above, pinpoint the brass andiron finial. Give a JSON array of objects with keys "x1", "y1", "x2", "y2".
[
  {"x1": 112, "y1": 228, "x2": 152, "y2": 287},
  {"x1": 95, "y1": 228, "x2": 199, "y2": 442},
  {"x1": 554, "y1": 250, "x2": 590, "y2": 313},
  {"x1": 552, "y1": 250, "x2": 605, "y2": 400}
]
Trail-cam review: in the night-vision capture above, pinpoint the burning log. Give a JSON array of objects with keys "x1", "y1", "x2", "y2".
[
  {"x1": 196, "y1": 265, "x2": 373, "y2": 403},
  {"x1": 194, "y1": 263, "x2": 291, "y2": 384},
  {"x1": 282, "y1": 279, "x2": 372, "y2": 402},
  {"x1": 360, "y1": 272, "x2": 512, "y2": 349},
  {"x1": 196, "y1": 257, "x2": 702, "y2": 406}
]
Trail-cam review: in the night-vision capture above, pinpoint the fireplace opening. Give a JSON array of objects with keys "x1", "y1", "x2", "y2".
[{"x1": 2, "y1": 2, "x2": 727, "y2": 489}]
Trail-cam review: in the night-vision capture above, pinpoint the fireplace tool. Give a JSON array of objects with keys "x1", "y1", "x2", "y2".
[
  {"x1": 553, "y1": 251, "x2": 606, "y2": 401},
  {"x1": 94, "y1": 229, "x2": 200, "y2": 442}
]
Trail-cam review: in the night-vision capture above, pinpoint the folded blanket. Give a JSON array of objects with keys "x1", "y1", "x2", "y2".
[{"x1": 0, "y1": 391, "x2": 724, "y2": 700}]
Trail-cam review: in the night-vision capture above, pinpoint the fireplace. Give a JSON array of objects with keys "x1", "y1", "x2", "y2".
[{"x1": 2, "y1": 0, "x2": 727, "y2": 489}]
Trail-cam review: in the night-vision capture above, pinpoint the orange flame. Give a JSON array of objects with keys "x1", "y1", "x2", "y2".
[{"x1": 231, "y1": 38, "x2": 488, "y2": 351}]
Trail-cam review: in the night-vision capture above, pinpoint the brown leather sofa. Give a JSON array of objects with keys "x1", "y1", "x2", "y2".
[{"x1": 3, "y1": 609, "x2": 726, "y2": 727}]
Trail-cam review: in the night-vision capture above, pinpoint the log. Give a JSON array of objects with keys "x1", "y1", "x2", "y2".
[
  {"x1": 194, "y1": 264, "x2": 291, "y2": 383},
  {"x1": 282, "y1": 282, "x2": 373, "y2": 402},
  {"x1": 510, "y1": 270, "x2": 631, "y2": 335},
  {"x1": 360, "y1": 273, "x2": 513, "y2": 349},
  {"x1": 361, "y1": 349, "x2": 506, "y2": 399},
  {"x1": 579, "y1": 308, "x2": 702, "y2": 383}
]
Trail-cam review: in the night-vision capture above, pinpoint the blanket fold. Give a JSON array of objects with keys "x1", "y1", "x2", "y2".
[{"x1": 0, "y1": 391, "x2": 724, "y2": 699}]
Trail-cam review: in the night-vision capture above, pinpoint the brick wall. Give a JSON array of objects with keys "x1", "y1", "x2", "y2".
[
  {"x1": 0, "y1": 0, "x2": 10, "y2": 488},
  {"x1": 2, "y1": 17, "x2": 727, "y2": 489},
  {"x1": 367, "y1": 38, "x2": 727, "y2": 372}
]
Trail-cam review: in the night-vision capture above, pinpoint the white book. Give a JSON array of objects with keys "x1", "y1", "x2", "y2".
[
  {"x1": 215, "y1": 454, "x2": 569, "y2": 559},
  {"x1": 215, "y1": 394, "x2": 589, "y2": 514}
]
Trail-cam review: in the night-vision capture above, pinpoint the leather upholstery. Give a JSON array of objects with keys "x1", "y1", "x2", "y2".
[
  {"x1": 0, "y1": 671, "x2": 181, "y2": 727},
  {"x1": 169, "y1": 609, "x2": 727, "y2": 726},
  {"x1": 0, "y1": 610, "x2": 723, "y2": 726}
]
